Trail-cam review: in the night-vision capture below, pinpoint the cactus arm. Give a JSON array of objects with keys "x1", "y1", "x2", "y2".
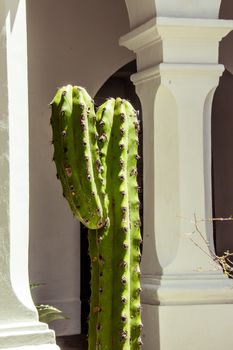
[
  {"x1": 78, "y1": 87, "x2": 108, "y2": 221},
  {"x1": 51, "y1": 85, "x2": 80, "y2": 216},
  {"x1": 51, "y1": 85, "x2": 107, "y2": 229},
  {"x1": 71, "y1": 86, "x2": 106, "y2": 227}
]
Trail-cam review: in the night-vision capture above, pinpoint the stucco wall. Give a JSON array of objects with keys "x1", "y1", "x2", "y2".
[{"x1": 27, "y1": 0, "x2": 134, "y2": 336}]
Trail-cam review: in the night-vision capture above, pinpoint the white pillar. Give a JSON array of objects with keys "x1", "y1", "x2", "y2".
[
  {"x1": 120, "y1": 2, "x2": 233, "y2": 349},
  {"x1": 0, "y1": 1, "x2": 59, "y2": 348}
]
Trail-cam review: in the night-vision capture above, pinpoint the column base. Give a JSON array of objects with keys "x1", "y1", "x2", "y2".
[
  {"x1": 141, "y1": 273, "x2": 233, "y2": 349},
  {"x1": 142, "y1": 302, "x2": 233, "y2": 350},
  {"x1": 0, "y1": 322, "x2": 60, "y2": 349},
  {"x1": 141, "y1": 272, "x2": 233, "y2": 305}
]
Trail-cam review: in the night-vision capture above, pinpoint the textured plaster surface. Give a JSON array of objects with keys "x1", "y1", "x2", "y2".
[{"x1": 120, "y1": 0, "x2": 233, "y2": 349}]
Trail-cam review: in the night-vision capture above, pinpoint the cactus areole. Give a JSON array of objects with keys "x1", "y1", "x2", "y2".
[{"x1": 51, "y1": 85, "x2": 142, "y2": 349}]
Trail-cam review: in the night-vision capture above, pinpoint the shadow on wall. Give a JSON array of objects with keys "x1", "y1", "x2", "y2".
[
  {"x1": 219, "y1": 0, "x2": 233, "y2": 19},
  {"x1": 219, "y1": 0, "x2": 233, "y2": 74},
  {"x1": 0, "y1": 1, "x2": 19, "y2": 32},
  {"x1": 212, "y1": 70, "x2": 233, "y2": 262},
  {"x1": 212, "y1": 0, "x2": 233, "y2": 264}
]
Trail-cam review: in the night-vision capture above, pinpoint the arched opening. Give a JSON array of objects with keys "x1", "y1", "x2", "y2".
[
  {"x1": 212, "y1": 69, "x2": 233, "y2": 267},
  {"x1": 80, "y1": 60, "x2": 143, "y2": 335},
  {"x1": 210, "y1": 0, "x2": 233, "y2": 274}
]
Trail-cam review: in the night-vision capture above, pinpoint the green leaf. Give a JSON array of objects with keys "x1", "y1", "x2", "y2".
[
  {"x1": 36, "y1": 304, "x2": 69, "y2": 324},
  {"x1": 30, "y1": 283, "x2": 46, "y2": 290}
]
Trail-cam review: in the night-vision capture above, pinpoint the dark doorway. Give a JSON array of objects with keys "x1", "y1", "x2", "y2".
[
  {"x1": 212, "y1": 69, "x2": 233, "y2": 268},
  {"x1": 80, "y1": 60, "x2": 143, "y2": 333}
]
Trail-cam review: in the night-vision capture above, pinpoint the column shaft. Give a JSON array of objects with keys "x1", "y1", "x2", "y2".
[
  {"x1": 120, "y1": 3, "x2": 233, "y2": 349},
  {"x1": 0, "y1": 1, "x2": 59, "y2": 348}
]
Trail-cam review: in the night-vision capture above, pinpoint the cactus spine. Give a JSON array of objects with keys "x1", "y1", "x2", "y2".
[{"x1": 51, "y1": 86, "x2": 142, "y2": 349}]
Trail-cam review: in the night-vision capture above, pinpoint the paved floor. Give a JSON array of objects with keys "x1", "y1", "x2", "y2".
[{"x1": 56, "y1": 335, "x2": 88, "y2": 350}]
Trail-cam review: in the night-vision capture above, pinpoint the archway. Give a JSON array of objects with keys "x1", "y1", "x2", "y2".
[
  {"x1": 212, "y1": 69, "x2": 233, "y2": 265},
  {"x1": 211, "y1": 0, "x2": 233, "y2": 272}
]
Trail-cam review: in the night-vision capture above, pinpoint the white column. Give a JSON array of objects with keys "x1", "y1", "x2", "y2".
[
  {"x1": 0, "y1": 1, "x2": 59, "y2": 348},
  {"x1": 120, "y1": 2, "x2": 233, "y2": 349}
]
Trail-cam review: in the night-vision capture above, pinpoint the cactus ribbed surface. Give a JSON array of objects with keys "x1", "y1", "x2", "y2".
[
  {"x1": 50, "y1": 85, "x2": 108, "y2": 229},
  {"x1": 51, "y1": 86, "x2": 142, "y2": 349}
]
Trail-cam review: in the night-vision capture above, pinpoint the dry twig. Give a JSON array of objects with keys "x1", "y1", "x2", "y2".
[{"x1": 180, "y1": 214, "x2": 233, "y2": 277}]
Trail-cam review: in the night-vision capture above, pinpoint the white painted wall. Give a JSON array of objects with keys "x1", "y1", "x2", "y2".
[
  {"x1": 0, "y1": 1, "x2": 58, "y2": 348},
  {"x1": 27, "y1": 0, "x2": 134, "y2": 336}
]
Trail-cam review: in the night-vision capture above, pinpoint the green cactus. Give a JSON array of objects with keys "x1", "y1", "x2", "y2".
[
  {"x1": 50, "y1": 85, "x2": 108, "y2": 229},
  {"x1": 51, "y1": 86, "x2": 142, "y2": 349}
]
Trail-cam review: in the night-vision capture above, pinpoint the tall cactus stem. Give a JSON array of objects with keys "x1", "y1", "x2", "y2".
[
  {"x1": 51, "y1": 87, "x2": 142, "y2": 350},
  {"x1": 88, "y1": 229, "x2": 99, "y2": 350},
  {"x1": 90, "y1": 98, "x2": 142, "y2": 350}
]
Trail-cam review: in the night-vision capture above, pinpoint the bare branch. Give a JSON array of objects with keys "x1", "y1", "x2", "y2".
[{"x1": 181, "y1": 214, "x2": 233, "y2": 278}]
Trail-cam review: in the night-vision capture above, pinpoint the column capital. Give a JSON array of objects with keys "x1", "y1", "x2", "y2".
[
  {"x1": 131, "y1": 63, "x2": 224, "y2": 112},
  {"x1": 131, "y1": 63, "x2": 224, "y2": 85},
  {"x1": 125, "y1": 0, "x2": 222, "y2": 29},
  {"x1": 120, "y1": 17, "x2": 233, "y2": 69}
]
